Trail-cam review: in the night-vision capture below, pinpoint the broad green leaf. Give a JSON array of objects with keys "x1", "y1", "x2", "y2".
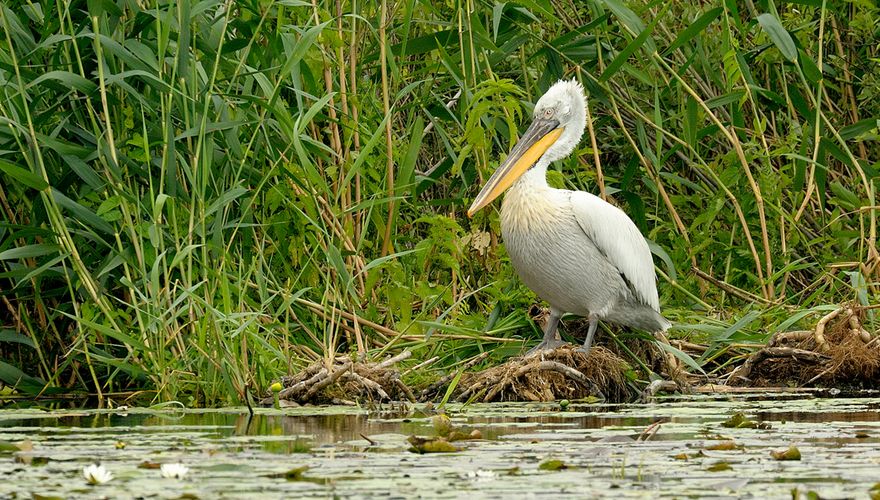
[
  {"x1": 0, "y1": 360, "x2": 46, "y2": 395},
  {"x1": 0, "y1": 160, "x2": 48, "y2": 191},
  {"x1": 51, "y1": 189, "x2": 115, "y2": 234},
  {"x1": 0, "y1": 330, "x2": 36, "y2": 348},
  {"x1": 657, "y1": 341, "x2": 706, "y2": 375},
  {"x1": 757, "y1": 13, "x2": 797, "y2": 63},
  {"x1": 0, "y1": 243, "x2": 60, "y2": 260},
  {"x1": 27, "y1": 70, "x2": 97, "y2": 94},
  {"x1": 397, "y1": 116, "x2": 425, "y2": 197}
]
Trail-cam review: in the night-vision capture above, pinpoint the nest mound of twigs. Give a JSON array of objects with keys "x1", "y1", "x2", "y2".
[
  {"x1": 452, "y1": 345, "x2": 635, "y2": 403},
  {"x1": 262, "y1": 351, "x2": 415, "y2": 406},
  {"x1": 729, "y1": 305, "x2": 880, "y2": 388}
]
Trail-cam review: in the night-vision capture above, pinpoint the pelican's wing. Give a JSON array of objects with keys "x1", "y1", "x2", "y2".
[{"x1": 569, "y1": 191, "x2": 660, "y2": 311}]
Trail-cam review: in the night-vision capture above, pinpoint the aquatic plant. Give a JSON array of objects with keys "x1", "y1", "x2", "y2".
[{"x1": 82, "y1": 464, "x2": 113, "y2": 485}]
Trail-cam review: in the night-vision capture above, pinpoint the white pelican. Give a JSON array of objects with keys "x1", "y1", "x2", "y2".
[{"x1": 467, "y1": 79, "x2": 670, "y2": 354}]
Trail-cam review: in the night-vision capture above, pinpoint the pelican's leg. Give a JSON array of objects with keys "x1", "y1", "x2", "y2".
[
  {"x1": 525, "y1": 308, "x2": 568, "y2": 355},
  {"x1": 576, "y1": 314, "x2": 599, "y2": 356}
]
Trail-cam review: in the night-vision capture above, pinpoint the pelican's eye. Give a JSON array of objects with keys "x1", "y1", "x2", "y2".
[{"x1": 542, "y1": 108, "x2": 554, "y2": 119}]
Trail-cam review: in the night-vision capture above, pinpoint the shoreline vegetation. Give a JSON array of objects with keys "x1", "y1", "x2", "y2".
[{"x1": 0, "y1": 0, "x2": 878, "y2": 407}]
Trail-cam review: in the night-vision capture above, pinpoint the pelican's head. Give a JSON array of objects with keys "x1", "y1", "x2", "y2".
[{"x1": 467, "y1": 79, "x2": 586, "y2": 217}]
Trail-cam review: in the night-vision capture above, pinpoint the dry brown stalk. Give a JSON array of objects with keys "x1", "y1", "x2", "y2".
[
  {"x1": 379, "y1": 0, "x2": 395, "y2": 256},
  {"x1": 693, "y1": 267, "x2": 773, "y2": 305}
]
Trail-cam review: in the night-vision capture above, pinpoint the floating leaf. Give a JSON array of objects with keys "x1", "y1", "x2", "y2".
[
  {"x1": 538, "y1": 459, "x2": 568, "y2": 471},
  {"x1": 770, "y1": 446, "x2": 801, "y2": 461}
]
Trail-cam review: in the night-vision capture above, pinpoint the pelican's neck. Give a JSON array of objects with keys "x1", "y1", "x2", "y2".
[
  {"x1": 502, "y1": 157, "x2": 561, "y2": 231},
  {"x1": 509, "y1": 157, "x2": 551, "y2": 195}
]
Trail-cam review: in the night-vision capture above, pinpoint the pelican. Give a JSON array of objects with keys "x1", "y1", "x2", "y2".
[{"x1": 467, "y1": 79, "x2": 670, "y2": 354}]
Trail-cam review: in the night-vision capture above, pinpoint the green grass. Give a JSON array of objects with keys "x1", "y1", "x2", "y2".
[{"x1": 0, "y1": 0, "x2": 877, "y2": 406}]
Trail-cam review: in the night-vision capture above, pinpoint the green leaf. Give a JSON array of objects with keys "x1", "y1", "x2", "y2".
[
  {"x1": 757, "y1": 13, "x2": 797, "y2": 63},
  {"x1": 647, "y1": 240, "x2": 676, "y2": 281},
  {"x1": 602, "y1": 0, "x2": 656, "y2": 53},
  {"x1": 0, "y1": 330, "x2": 36, "y2": 349},
  {"x1": 27, "y1": 70, "x2": 97, "y2": 94},
  {"x1": 0, "y1": 360, "x2": 46, "y2": 395},
  {"x1": 664, "y1": 7, "x2": 723, "y2": 55},
  {"x1": 840, "y1": 118, "x2": 878, "y2": 141},
  {"x1": 0, "y1": 243, "x2": 60, "y2": 260},
  {"x1": 397, "y1": 116, "x2": 425, "y2": 197},
  {"x1": 51, "y1": 189, "x2": 115, "y2": 234},
  {"x1": 657, "y1": 341, "x2": 706, "y2": 375},
  {"x1": 599, "y1": 17, "x2": 655, "y2": 82},
  {"x1": 0, "y1": 159, "x2": 49, "y2": 191},
  {"x1": 438, "y1": 370, "x2": 463, "y2": 409},
  {"x1": 326, "y1": 244, "x2": 356, "y2": 299},
  {"x1": 798, "y1": 48, "x2": 822, "y2": 84}
]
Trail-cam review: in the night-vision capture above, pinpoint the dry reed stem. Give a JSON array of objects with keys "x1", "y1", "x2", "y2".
[
  {"x1": 379, "y1": 0, "x2": 395, "y2": 256},
  {"x1": 693, "y1": 267, "x2": 774, "y2": 305}
]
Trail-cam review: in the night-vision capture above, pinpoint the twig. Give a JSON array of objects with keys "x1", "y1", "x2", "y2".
[
  {"x1": 403, "y1": 356, "x2": 440, "y2": 377},
  {"x1": 767, "y1": 330, "x2": 813, "y2": 347},
  {"x1": 360, "y1": 433, "x2": 377, "y2": 446},
  {"x1": 480, "y1": 360, "x2": 603, "y2": 402},
  {"x1": 394, "y1": 378, "x2": 416, "y2": 402},
  {"x1": 420, "y1": 89, "x2": 461, "y2": 138},
  {"x1": 695, "y1": 385, "x2": 828, "y2": 394},
  {"x1": 377, "y1": 350, "x2": 412, "y2": 368},
  {"x1": 693, "y1": 267, "x2": 773, "y2": 305},
  {"x1": 670, "y1": 340, "x2": 707, "y2": 353},
  {"x1": 276, "y1": 368, "x2": 327, "y2": 401},
  {"x1": 296, "y1": 298, "x2": 393, "y2": 341},
  {"x1": 637, "y1": 420, "x2": 664, "y2": 442},
  {"x1": 641, "y1": 380, "x2": 678, "y2": 401},
  {"x1": 303, "y1": 362, "x2": 352, "y2": 401},
  {"x1": 379, "y1": 0, "x2": 394, "y2": 256},
  {"x1": 342, "y1": 371, "x2": 389, "y2": 400}
]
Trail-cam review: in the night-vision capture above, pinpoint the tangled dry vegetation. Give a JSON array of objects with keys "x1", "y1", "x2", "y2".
[
  {"x1": 261, "y1": 351, "x2": 415, "y2": 406},
  {"x1": 452, "y1": 346, "x2": 633, "y2": 403},
  {"x1": 729, "y1": 305, "x2": 880, "y2": 388}
]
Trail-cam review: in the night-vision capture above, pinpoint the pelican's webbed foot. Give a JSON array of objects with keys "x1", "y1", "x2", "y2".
[
  {"x1": 524, "y1": 307, "x2": 568, "y2": 356},
  {"x1": 525, "y1": 338, "x2": 569, "y2": 356}
]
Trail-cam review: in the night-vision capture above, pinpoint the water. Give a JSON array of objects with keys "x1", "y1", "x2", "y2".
[{"x1": 2, "y1": 395, "x2": 879, "y2": 498}]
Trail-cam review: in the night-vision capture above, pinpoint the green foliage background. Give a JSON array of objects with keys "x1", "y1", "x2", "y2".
[{"x1": 0, "y1": 0, "x2": 877, "y2": 405}]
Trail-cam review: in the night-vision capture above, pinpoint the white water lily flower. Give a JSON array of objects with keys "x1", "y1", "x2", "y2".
[
  {"x1": 82, "y1": 464, "x2": 113, "y2": 485},
  {"x1": 160, "y1": 462, "x2": 190, "y2": 479},
  {"x1": 466, "y1": 469, "x2": 495, "y2": 481}
]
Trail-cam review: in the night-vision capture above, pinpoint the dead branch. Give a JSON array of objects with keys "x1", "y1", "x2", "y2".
[
  {"x1": 815, "y1": 307, "x2": 850, "y2": 352},
  {"x1": 377, "y1": 350, "x2": 412, "y2": 368},
  {"x1": 303, "y1": 362, "x2": 352, "y2": 400}
]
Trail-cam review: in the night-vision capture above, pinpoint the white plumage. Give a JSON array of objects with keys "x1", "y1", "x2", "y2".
[
  {"x1": 569, "y1": 191, "x2": 660, "y2": 312},
  {"x1": 468, "y1": 79, "x2": 669, "y2": 354}
]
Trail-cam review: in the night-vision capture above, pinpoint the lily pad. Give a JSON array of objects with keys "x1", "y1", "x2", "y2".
[{"x1": 770, "y1": 445, "x2": 801, "y2": 460}]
